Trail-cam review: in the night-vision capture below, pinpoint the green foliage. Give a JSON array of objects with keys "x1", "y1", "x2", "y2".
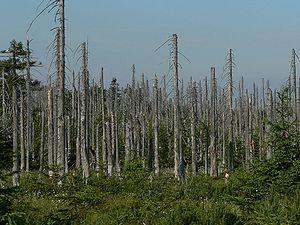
[
  {"x1": 158, "y1": 125, "x2": 173, "y2": 168},
  {"x1": 0, "y1": 164, "x2": 299, "y2": 225}
]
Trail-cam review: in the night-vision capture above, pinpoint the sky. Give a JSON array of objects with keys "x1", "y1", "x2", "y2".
[{"x1": 1, "y1": 0, "x2": 300, "y2": 89}]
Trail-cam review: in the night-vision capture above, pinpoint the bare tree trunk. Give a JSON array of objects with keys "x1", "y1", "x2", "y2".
[
  {"x1": 57, "y1": 0, "x2": 66, "y2": 174},
  {"x1": 291, "y1": 49, "x2": 297, "y2": 120},
  {"x1": 32, "y1": 121, "x2": 35, "y2": 163},
  {"x1": 125, "y1": 122, "x2": 130, "y2": 163},
  {"x1": 210, "y1": 67, "x2": 218, "y2": 177},
  {"x1": 141, "y1": 74, "x2": 147, "y2": 166},
  {"x1": 71, "y1": 71, "x2": 76, "y2": 128},
  {"x1": 53, "y1": 84, "x2": 58, "y2": 167},
  {"x1": 245, "y1": 90, "x2": 250, "y2": 167},
  {"x1": 113, "y1": 84, "x2": 120, "y2": 174},
  {"x1": 222, "y1": 112, "x2": 226, "y2": 167},
  {"x1": 95, "y1": 124, "x2": 100, "y2": 173},
  {"x1": 106, "y1": 121, "x2": 113, "y2": 176},
  {"x1": 258, "y1": 99, "x2": 264, "y2": 160},
  {"x1": 190, "y1": 80, "x2": 197, "y2": 176},
  {"x1": 90, "y1": 81, "x2": 95, "y2": 160},
  {"x1": 100, "y1": 67, "x2": 107, "y2": 173},
  {"x1": 204, "y1": 76, "x2": 209, "y2": 174},
  {"x1": 80, "y1": 102, "x2": 89, "y2": 178},
  {"x1": 228, "y1": 49, "x2": 234, "y2": 170},
  {"x1": 110, "y1": 109, "x2": 116, "y2": 175},
  {"x1": 76, "y1": 76, "x2": 81, "y2": 169},
  {"x1": 65, "y1": 115, "x2": 70, "y2": 173},
  {"x1": 1, "y1": 69, "x2": 6, "y2": 128},
  {"x1": 153, "y1": 74, "x2": 160, "y2": 175},
  {"x1": 115, "y1": 122, "x2": 120, "y2": 174},
  {"x1": 80, "y1": 43, "x2": 89, "y2": 178},
  {"x1": 20, "y1": 89, "x2": 25, "y2": 171},
  {"x1": 26, "y1": 40, "x2": 32, "y2": 173},
  {"x1": 12, "y1": 86, "x2": 19, "y2": 186},
  {"x1": 266, "y1": 82, "x2": 273, "y2": 159},
  {"x1": 260, "y1": 78, "x2": 266, "y2": 157},
  {"x1": 47, "y1": 82, "x2": 53, "y2": 176},
  {"x1": 172, "y1": 34, "x2": 183, "y2": 180},
  {"x1": 39, "y1": 110, "x2": 45, "y2": 171}
]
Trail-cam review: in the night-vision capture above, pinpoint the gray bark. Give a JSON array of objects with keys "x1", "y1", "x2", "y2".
[
  {"x1": 47, "y1": 83, "x2": 53, "y2": 176},
  {"x1": 154, "y1": 74, "x2": 160, "y2": 175},
  {"x1": 76, "y1": 75, "x2": 81, "y2": 169},
  {"x1": 57, "y1": 0, "x2": 66, "y2": 174},
  {"x1": 172, "y1": 34, "x2": 183, "y2": 180},
  {"x1": 26, "y1": 40, "x2": 32, "y2": 173},
  {"x1": 20, "y1": 89, "x2": 25, "y2": 171},
  {"x1": 80, "y1": 43, "x2": 89, "y2": 178},
  {"x1": 210, "y1": 67, "x2": 218, "y2": 177},
  {"x1": 100, "y1": 67, "x2": 107, "y2": 173},
  {"x1": 190, "y1": 80, "x2": 197, "y2": 175},
  {"x1": 12, "y1": 87, "x2": 19, "y2": 186},
  {"x1": 39, "y1": 110, "x2": 45, "y2": 171}
]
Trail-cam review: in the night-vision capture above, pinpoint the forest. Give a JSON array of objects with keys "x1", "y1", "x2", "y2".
[{"x1": 0, "y1": 1, "x2": 300, "y2": 224}]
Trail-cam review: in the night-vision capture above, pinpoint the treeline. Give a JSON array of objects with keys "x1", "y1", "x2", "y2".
[
  {"x1": 0, "y1": 0, "x2": 299, "y2": 185},
  {"x1": 1, "y1": 38, "x2": 299, "y2": 185}
]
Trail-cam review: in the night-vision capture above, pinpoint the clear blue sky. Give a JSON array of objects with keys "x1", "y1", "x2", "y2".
[{"x1": 1, "y1": 0, "x2": 300, "y2": 89}]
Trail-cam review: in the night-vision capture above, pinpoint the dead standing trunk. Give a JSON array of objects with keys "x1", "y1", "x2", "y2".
[
  {"x1": 228, "y1": 49, "x2": 234, "y2": 170},
  {"x1": 39, "y1": 110, "x2": 45, "y2": 171},
  {"x1": 57, "y1": 0, "x2": 66, "y2": 174},
  {"x1": 47, "y1": 83, "x2": 54, "y2": 176},
  {"x1": 153, "y1": 74, "x2": 160, "y2": 175},
  {"x1": 291, "y1": 49, "x2": 297, "y2": 121},
  {"x1": 76, "y1": 75, "x2": 81, "y2": 169},
  {"x1": 106, "y1": 121, "x2": 113, "y2": 176},
  {"x1": 190, "y1": 80, "x2": 197, "y2": 175},
  {"x1": 20, "y1": 89, "x2": 25, "y2": 171},
  {"x1": 172, "y1": 34, "x2": 183, "y2": 180},
  {"x1": 80, "y1": 43, "x2": 90, "y2": 178},
  {"x1": 26, "y1": 40, "x2": 32, "y2": 173},
  {"x1": 12, "y1": 86, "x2": 19, "y2": 186},
  {"x1": 100, "y1": 67, "x2": 107, "y2": 173},
  {"x1": 204, "y1": 76, "x2": 209, "y2": 174},
  {"x1": 210, "y1": 67, "x2": 218, "y2": 177}
]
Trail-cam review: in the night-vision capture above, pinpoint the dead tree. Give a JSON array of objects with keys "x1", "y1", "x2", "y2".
[
  {"x1": 114, "y1": 83, "x2": 120, "y2": 174},
  {"x1": 95, "y1": 123, "x2": 100, "y2": 173},
  {"x1": 106, "y1": 121, "x2": 112, "y2": 176},
  {"x1": 1, "y1": 69, "x2": 6, "y2": 128},
  {"x1": 210, "y1": 67, "x2": 218, "y2": 177},
  {"x1": 227, "y1": 49, "x2": 235, "y2": 170},
  {"x1": 245, "y1": 89, "x2": 251, "y2": 167},
  {"x1": 26, "y1": 40, "x2": 32, "y2": 173},
  {"x1": 141, "y1": 74, "x2": 147, "y2": 165},
  {"x1": 20, "y1": 88, "x2": 25, "y2": 171},
  {"x1": 39, "y1": 110, "x2": 45, "y2": 171},
  {"x1": 291, "y1": 49, "x2": 298, "y2": 120},
  {"x1": 190, "y1": 80, "x2": 197, "y2": 175},
  {"x1": 172, "y1": 34, "x2": 183, "y2": 180},
  {"x1": 56, "y1": 0, "x2": 66, "y2": 174},
  {"x1": 80, "y1": 42, "x2": 90, "y2": 178},
  {"x1": 153, "y1": 74, "x2": 160, "y2": 175},
  {"x1": 100, "y1": 67, "x2": 107, "y2": 173},
  {"x1": 47, "y1": 82, "x2": 54, "y2": 176},
  {"x1": 76, "y1": 74, "x2": 81, "y2": 169},
  {"x1": 204, "y1": 76, "x2": 209, "y2": 174},
  {"x1": 65, "y1": 115, "x2": 70, "y2": 173},
  {"x1": 12, "y1": 86, "x2": 19, "y2": 186},
  {"x1": 266, "y1": 81, "x2": 273, "y2": 159}
]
